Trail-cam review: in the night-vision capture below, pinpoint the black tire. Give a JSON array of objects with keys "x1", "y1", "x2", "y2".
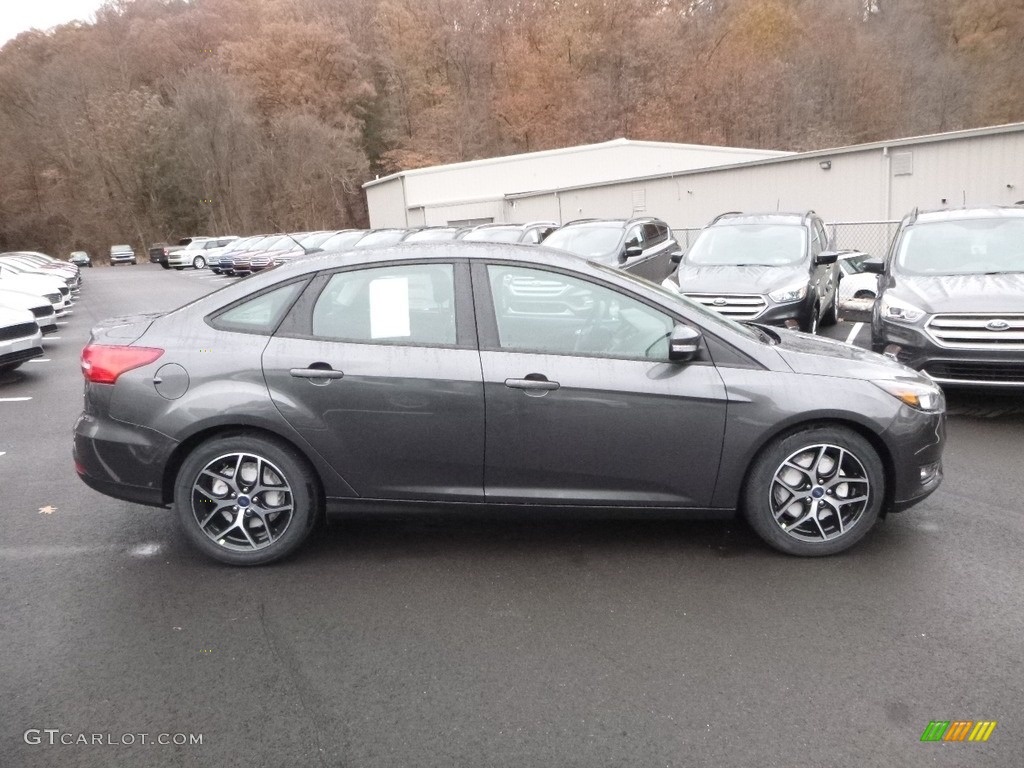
[
  {"x1": 174, "y1": 434, "x2": 320, "y2": 566},
  {"x1": 193, "y1": 256, "x2": 206, "y2": 269},
  {"x1": 743, "y1": 425, "x2": 884, "y2": 556},
  {"x1": 0, "y1": 362, "x2": 21, "y2": 374},
  {"x1": 822, "y1": 295, "x2": 839, "y2": 327},
  {"x1": 160, "y1": 261, "x2": 170, "y2": 270},
  {"x1": 174, "y1": 266, "x2": 185, "y2": 271},
  {"x1": 802, "y1": 304, "x2": 820, "y2": 334}
]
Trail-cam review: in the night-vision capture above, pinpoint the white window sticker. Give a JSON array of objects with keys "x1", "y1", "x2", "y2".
[{"x1": 369, "y1": 276, "x2": 410, "y2": 338}]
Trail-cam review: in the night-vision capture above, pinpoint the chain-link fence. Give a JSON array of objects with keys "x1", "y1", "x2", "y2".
[
  {"x1": 827, "y1": 221, "x2": 900, "y2": 258},
  {"x1": 672, "y1": 221, "x2": 900, "y2": 259}
]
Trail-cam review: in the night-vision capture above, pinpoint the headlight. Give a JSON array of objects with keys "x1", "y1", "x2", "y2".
[
  {"x1": 768, "y1": 283, "x2": 807, "y2": 303},
  {"x1": 873, "y1": 379, "x2": 945, "y2": 412},
  {"x1": 879, "y1": 294, "x2": 926, "y2": 323}
]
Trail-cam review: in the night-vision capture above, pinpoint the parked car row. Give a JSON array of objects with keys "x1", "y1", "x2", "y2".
[
  {"x1": 0, "y1": 251, "x2": 81, "y2": 374},
  {"x1": 154, "y1": 204, "x2": 1022, "y2": 388}
]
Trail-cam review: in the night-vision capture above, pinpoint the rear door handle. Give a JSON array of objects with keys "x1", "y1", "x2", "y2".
[
  {"x1": 290, "y1": 367, "x2": 344, "y2": 380},
  {"x1": 505, "y1": 377, "x2": 559, "y2": 391}
]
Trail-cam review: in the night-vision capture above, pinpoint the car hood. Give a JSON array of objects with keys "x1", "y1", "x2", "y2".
[
  {"x1": 0, "y1": 273, "x2": 65, "y2": 291},
  {"x1": 888, "y1": 273, "x2": 1024, "y2": 314},
  {"x1": 90, "y1": 312, "x2": 165, "y2": 343},
  {"x1": 764, "y1": 326, "x2": 924, "y2": 382},
  {"x1": 675, "y1": 263, "x2": 806, "y2": 295}
]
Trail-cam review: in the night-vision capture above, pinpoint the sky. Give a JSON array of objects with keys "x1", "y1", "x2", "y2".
[{"x1": 0, "y1": 0, "x2": 106, "y2": 46}]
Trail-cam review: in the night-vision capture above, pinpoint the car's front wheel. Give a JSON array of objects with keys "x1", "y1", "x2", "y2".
[
  {"x1": 193, "y1": 256, "x2": 206, "y2": 269},
  {"x1": 743, "y1": 426, "x2": 884, "y2": 556},
  {"x1": 174, "y1": 434, "x2": 320, "y2": 565}
]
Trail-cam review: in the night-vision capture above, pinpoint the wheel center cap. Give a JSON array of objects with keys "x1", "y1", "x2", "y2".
[
  {"x1": 811, "y1": 486, "x2": 825, "y2": 499},
  {"x1": 236, "y1": 495, "x2": 251, "y2": 508}
]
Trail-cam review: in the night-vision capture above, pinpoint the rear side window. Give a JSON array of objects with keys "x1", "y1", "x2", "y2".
[
  {"x1": 210, "y1": 281, "x2": 306, "y2": 335},
  {"x1": 311, "y1": 264, "x2": 456, "y2": 346}
]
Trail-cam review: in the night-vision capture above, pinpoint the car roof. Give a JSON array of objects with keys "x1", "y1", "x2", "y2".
[
  {"x1": 710, "y1": 212, "x2": 813, "y2": 226},
  {"x1": 907, "y1": 205, "x2": 1024, "y2": 224}
]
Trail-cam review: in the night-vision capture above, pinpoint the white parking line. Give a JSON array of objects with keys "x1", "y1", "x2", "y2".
[
  {"x1": 56, "y1": 321, "x2": 69, "y2": 326},
  {"x1": 45, "y1": 336, "x2": 61, "y2": 340},
  {"x1": 844, "y1": 322, "x2": 864, "y2": 346},
  {"x1": 28, "y1": 358, "x2": 51, "y2": 363},
  {"x1": 0, "y1": 451, "x2": 6, "y2": 457},
  {"x1": 0, "y1": 397, "x2": 32, "y2": 402}
]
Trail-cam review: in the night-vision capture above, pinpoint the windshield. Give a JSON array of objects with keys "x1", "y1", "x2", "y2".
[
  {"x1": 356, "y1": 230, "x2": 406, "y2": 247},
  {"x1": 404, "y1": 228, "x2": 459, "y2": 242},
  {"x1": 839, "y1": 253, "x2": 870, "y2": 276},
  {"x1": 299, "y1": 231, "x2": 336, "y2": 248},
  {"x1": 320, "y1": 231, "x2": 367, "y2": 251},
  {"x1": 543, "y1": 226, "x2": 623, "y2": 257},
  {"x1": 686, "y1": 224, "x2": 806, "y2": 267},
  {"x1": 463, "y1": 228, "x2": 522, "y2": 243},
  {"x1": 894, "y1": 218, "x2": 1024, "y2": 275}
]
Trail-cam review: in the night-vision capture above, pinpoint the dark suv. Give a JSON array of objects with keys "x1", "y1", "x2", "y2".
[
  {"x1": 867, "y1": 206, "x2": 1024, "y2": 388},
  {"x1": 663, "y1": 212, "x2": 840, "y2": 334},
  {"x1": 542, "y1": 217, "x2": 681, "y2": 283}
]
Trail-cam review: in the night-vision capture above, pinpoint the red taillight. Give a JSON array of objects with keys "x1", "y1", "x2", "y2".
[{"x1": 81, "y1": 345, "x2": 164, "y2": 384}]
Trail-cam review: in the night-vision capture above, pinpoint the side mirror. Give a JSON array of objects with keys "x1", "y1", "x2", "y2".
[
  {"x1": 862, "y1": 258, "x2": 885, "y2": 274},
  {"x1": 624, "y1": 245, "x2": 643, "y2": 259},
  {"x1": 815, "y1": 250, "x2": 839, "y2": 265},
  {"x1": 670, "y1": 250, "x2": 683, "y2": 264},
  {"x1": 668, "y1": 324, "x2": 702, "y2": 362}
]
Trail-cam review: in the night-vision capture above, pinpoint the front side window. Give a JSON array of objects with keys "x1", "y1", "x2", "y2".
[
  {"x1": 487, "y1": 265, "x2": 673, "y2": 360},
  {"x1": 312, "y1": 264, "x2": 456, "y2": 345}
]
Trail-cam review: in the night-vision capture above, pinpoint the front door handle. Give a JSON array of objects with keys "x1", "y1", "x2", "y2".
[
  {"x1": 290, "y1": 367, "x2": 344, "y2": 380},
  {"x1": 505, "y1": 376, "x2": 559, "y2": 392}
]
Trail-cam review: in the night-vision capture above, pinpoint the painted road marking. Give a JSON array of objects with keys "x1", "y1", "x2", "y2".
[
  {"x1": 56, "y1": 321, "x2": 69, "y2": 326},
  {"x1": 844, "y1": 322, "x2": 864, "y2": 346},
  {"x1": 0, "y1": 397, "x2": 32, "y2": 402},
  {"x1": 28, "y1": 358, "x2": 51, "y2": 363},
  {"x1": 46, "y1": 336, "x2": 61, "y2": 340}
]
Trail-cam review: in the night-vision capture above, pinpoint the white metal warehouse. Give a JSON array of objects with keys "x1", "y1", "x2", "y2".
[
  {"x1": 364, "y1": 122, "x2": 1024, "y2": 252},
  {"x1": 363, "y1": 139, "x2": 790, "y2": 228}
]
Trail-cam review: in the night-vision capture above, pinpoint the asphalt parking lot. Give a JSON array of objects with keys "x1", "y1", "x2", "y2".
[{"x1": 1, "y1": 264, "x2": 1022, "y2": 767}]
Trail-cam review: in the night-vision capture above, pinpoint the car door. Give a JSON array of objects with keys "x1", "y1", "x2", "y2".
[
  {"x1": 474, "y1": 262, "x2": 729, "y2": 507},
  {"x1": 261, "y1": 261, "x2": 485, "y2": 501}
]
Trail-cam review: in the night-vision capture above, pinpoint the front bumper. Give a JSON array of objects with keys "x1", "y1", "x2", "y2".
[
  {"x1": 0, "y1": 328, "x2": 44, "y2": 367},
  {"x1": 880, "y1": 405, "x2": 945, "y2": 512},
  {"x1": 873, "y1": 319, "x2": 1024, "y2": 388}
]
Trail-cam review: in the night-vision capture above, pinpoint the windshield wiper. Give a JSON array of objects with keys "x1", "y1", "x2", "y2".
[{"x1": 982, "y1": 270, "x2": 1024, "y2": 276}]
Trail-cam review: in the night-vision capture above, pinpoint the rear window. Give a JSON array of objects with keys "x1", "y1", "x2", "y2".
[
  {"x1": 209, "y1": 281, "x2": 307, "y2": 335},
  {"x1": 543, "y1": 226, "x2": 624, "y2": 257}
]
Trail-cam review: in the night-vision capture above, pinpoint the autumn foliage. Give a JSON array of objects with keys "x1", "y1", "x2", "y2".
[{"x1": 0, "y1": 0, "x2": 1021, "y2": 257}]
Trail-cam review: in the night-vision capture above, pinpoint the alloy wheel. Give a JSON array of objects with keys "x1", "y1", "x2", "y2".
[
  {"x1": 768, "y1": 443, "x2": 871, "y2": 542},
  {"x1": 190, "y1": 452, "x2": 294, "y2": 552}
]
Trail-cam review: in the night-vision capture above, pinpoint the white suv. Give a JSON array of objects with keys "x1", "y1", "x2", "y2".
[{"x1": 166, "y1": 236, "x2": 238, "y2": 270}]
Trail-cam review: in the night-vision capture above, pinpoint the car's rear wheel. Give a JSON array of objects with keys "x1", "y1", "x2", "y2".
[
  {"x1": 174, "y1": 266, "x2": 185, "y2": 271},
  {"x1": 174, "y1": 434, "x2": 320, "y2": 566},
  {"x1": 743, "y1": 425, "x2": 884, "y2": 556},
  {"x1": 193, "y1": 256, "x2": 206, "y2": 269}
]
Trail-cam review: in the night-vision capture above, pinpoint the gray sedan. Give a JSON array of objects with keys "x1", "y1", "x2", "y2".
[{"x1": 74, "y1": 243, "x2": 946, "y2": 565}]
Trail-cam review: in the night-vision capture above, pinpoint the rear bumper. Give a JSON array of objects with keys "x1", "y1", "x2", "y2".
[{"x1": 73, "y1": 411, "x2": 177, "y2": 508}]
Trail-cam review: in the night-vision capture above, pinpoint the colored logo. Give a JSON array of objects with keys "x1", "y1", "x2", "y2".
[{"x1": 920, "y1": 720, "x2": 997, "y2": 742}]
